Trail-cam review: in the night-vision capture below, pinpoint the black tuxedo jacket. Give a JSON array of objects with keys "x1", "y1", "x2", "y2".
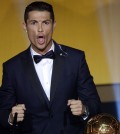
[{"x1": 0, "y1": 41, "x2": 101, "y2": 134}]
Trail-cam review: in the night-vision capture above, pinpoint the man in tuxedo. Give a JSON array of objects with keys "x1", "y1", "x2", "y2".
[{"x1": 0, "y1": 1, "x2": 101, "y2": 134}]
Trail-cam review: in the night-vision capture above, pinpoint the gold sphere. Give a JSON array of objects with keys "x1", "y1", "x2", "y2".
[{"x1": 86, "y1": 113, "x2": 120, "y2": 134}]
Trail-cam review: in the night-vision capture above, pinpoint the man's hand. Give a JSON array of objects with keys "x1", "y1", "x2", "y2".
[
  {"x1": 67, "y1": 99, "x2": 86, "y2": 116},
  {"x1": 9, "y1": 104, "x2": 26, "y2": 124}
]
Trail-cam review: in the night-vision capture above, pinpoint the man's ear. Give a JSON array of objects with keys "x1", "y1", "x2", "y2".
[
  {"x1": 22, "y1": 22, "x2": 27, "y2": 32},
  {"x1": 53, "y1": 20, "x2": 56, "y2": 30}
]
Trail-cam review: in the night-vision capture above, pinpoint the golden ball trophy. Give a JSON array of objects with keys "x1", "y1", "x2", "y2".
[{"x1": 86, "y1": 113, "x2": 120, "y2": 134}]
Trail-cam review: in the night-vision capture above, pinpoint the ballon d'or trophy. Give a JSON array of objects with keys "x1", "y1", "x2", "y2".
[{"x1": 86, "y1": 113, "x2": 120, "y2": 134}]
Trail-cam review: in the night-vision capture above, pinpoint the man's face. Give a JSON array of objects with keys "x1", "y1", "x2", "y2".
[{"x1": 23, "y1": 10, "x2": 56, "y2": 54}]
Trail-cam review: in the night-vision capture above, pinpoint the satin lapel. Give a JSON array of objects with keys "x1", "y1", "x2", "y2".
[
  {"x1": 50, "y1": 43, "x2": 66, "y2": 106},
  {"x1": 21, "y1": 48, "x2": 50, "y2": 108}
]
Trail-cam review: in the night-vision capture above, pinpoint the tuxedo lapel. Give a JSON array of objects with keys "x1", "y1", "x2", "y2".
[
  {"x1": 50, "y1": 43, "x2": 67, "y2": 105},
  {"x1": 21, "y1": 48, "x2": 50, "y2": 108}
]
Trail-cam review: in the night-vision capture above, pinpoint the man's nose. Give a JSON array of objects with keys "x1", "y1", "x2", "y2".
[{"x1": 38, "y1": 24, "x2": 43, "y2": 32}]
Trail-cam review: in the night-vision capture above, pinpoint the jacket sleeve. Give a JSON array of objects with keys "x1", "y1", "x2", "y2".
[
  {"x1": 76, "y1": 52, "x2": 101, "y2": 118},
  {"x1": 0, "y1": 63, "x2": 16, "y2": 128}
]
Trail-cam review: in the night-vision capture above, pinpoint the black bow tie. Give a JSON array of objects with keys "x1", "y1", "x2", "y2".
[{"x1": 33, "y1": 50, "x2": 55, "y2": 64}]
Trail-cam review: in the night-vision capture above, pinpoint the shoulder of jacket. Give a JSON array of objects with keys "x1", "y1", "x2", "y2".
[
  {"x1": 59, "y1": 44, "x2": 85, "y2": 55},
  {"x1": 3, "y1": 47, "x2": 29, "y2": 65}
]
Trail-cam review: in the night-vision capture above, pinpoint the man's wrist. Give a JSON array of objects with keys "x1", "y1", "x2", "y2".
[
  {"x1": 82, "y1": 106, "x2": 89, "y2": 120},
  {"x1": 8, "y1": 113, "x2": 13, "y2": 125}
]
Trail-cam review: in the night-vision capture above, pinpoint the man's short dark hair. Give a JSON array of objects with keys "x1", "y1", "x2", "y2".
[{"x1": 24, "y1": 1, "x2": 55, "y2": 23}]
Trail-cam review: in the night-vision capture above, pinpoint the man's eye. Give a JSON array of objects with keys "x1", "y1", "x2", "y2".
[
  {"x1": 44, "y1": 21, "x2": 50, "y2": 25},
  {"x1": 31, "y1": 21, "x2": 37, "y2": 25}
]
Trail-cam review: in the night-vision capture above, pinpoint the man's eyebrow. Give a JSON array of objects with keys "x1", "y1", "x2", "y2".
[
  {"x1": 29, "y1": 19, "x2": 38, "y2": 22},
  {"x1": 43, "y1": 19, "x2": 52, "y2": 22}
]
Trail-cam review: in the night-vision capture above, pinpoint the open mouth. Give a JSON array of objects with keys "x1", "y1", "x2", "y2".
[{"x1": 37, "y1": 36, "x2": 45, "y2": 44}]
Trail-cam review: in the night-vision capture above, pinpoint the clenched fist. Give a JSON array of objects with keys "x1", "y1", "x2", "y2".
[
  {"x1": 9, "y1": 104, "x2": 26, "y2": 124},
  {"x1": 67, "y1": 99, "x2": 86, "y2": 116}
]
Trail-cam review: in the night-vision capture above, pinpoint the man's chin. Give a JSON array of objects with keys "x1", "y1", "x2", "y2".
[{"x1": 37, "y1": 47, "x2": 49, "y2": 54}]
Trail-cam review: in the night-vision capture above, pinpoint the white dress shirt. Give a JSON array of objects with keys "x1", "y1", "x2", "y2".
[{"x1": 30, "y1": 43, "x2": 54, "y2": 100}]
